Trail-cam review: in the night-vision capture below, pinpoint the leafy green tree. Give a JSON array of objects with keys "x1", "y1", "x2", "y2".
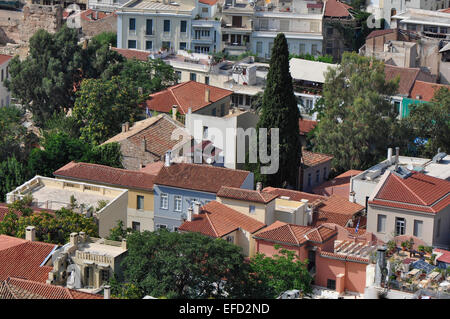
[
  {"x1": 405, "y1": 87, "x2": 450, "y2": 157},
  {"x1": 91, "y1": 31, "x2": 117, "y2": 47},
  {"x1": 81, "y1": 142, "x2": 123, "y2": 168},
  {"x1": 312, "y1": 52, "x2": 400, "y2": 173},
  {"x1": 120, "y1": 230, "x2": 257, "y2": 299},
  {"x1": 0, "y1": 206, "x2": 98, "y2": 244},
  {"x1": 253, "y1": 33, "x2": 301, "y2": 188},
  {"x1": 249, "y1": 247, "x2": 313, "y2": 298},
  {"x1": 107, "y1": 220, "x2": 131, "y2": 241},
  {"x1": 43, "y1": 111, "x2": 82, "y2": 139},
  {"x1": 0, "y1": 106, "x2": 35, "y2": 162},
  {"x1": 73, "y1": 76, "x2": 142, "y2": 145},
  {"x1": 0, "y1": 157, "x2": 27, "y2": 202}
]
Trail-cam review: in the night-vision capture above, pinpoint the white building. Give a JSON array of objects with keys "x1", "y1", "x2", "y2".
[
  {"x1": 251, "y1": 0, "x2": 324, "y2": 59},
  {"x1": 366, "y1": 0, "x2": 450, "y2": 29},
  {"x1": 88, "y1": 0, "x2": 129, "y2": 12},
  {"x1": 391, "y1": 8, "x2": 450, "y2": 39},
  {"x1": 0, "y1": 55, "x2": 12, "y2": 108}
]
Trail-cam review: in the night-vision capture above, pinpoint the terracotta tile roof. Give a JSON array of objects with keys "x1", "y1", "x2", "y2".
[
  {"x1": 253, "y1": 221, "x2": 336, "y2": 246},
  {"x1": 384, "y1": 65, "x2": 427, "y2": 96},
  {"x1": 313, "y1": 169, "x2": 362, "y2": 197},
  {"x1": 313, "y1": 210, "x2": 352, "y2": 227},
  {"x1": 302, "y1": 150, "x2": 333, "y2": 168},
  {"x1": 199, "y1": 0, "x2": 217, "y2": 4},
  {"x1": 0, "y1": 235, "x2": 56, "y2": 283},
  {"x1": 369, "y1": 171, "x2": 450, "y2": 214},
  {"x1": 324, "y1": 0, "x2": 352, "y2": 17},
  {"x1": 434, "y1": 248, "x2": 450, "y2": 264},
  {"x1": 0, "y1": 54, "x2": 12, "y2": 65},
  {"x1": 439, "y1": 8, "x2": 450, "y2": 13},
  {"x1": 0, "y1": 277, "x2": 103, "y2": 299},
  {"x1": 299, "y1": 119, "x2": 317, "y2": 136},
  {"x1": 53, "y1": 161, "x2": 160, "y2": 191},
  {"x1": 80, "y1": 9, "x2": 115, "y2": 21},
  {"x1": 179, "y1": 201, "x2": 266, "y2": 237},
  {"x1": 111, "y1": 47, "x2": 150, "y2": 61},
  {"x1": 366, "y1": 29, "x2": 395, "y2": 40},
  {"x1": 262, "y1": 187, "x2": 325, "y2": 203},
  {"x1": 318, "y1": 194, "x2": 364, "y2": 216},
  {"x1": 217, "y1": 186, "x2": 278, "y2": 204},
  {"x1": 410, "y1": 80, "x2": 450, "y2": 102},
  {"x1": 102, "y1": 114, "x2": 187, "y2": 158},
  {"x1": 139, "y1": 161, "x2": 164, "y2": 175},
  {"x1": 154, "y1": 163, "x2": 251, "y2": 193},
  {"x1": 145, "y1": 81, "x2": 233, "y2": 115}
]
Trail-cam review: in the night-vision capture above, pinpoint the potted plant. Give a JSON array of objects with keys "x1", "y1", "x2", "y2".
[
  {"x1": 425, "y1": 246, "x2": 433, "y2": 255},
  {"x1": 418, "y1": 245, "x2": 425, "y2": 253},
  {"x1": 401, "y1": 241, "x2": 408, "y2": 251},
  {"x1": 387, "y1": 240, "x2": 396, "y2": 256}
]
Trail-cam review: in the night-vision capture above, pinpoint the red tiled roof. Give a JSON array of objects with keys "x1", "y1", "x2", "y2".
[
  {"x1": 366, "y1": 29, "x2": 395, "y2": 40},
  {"x1": 319, "y1": 250, "x2": 369, "y2": 263},
  {"x1": 434, "y1": 248, "x2": 450, "y2": 264},
  {"x1": 154, "y1": 163, "x2": 251, "y2": 193},
  {"x1": 318, "y1": 194, "x2": 364, "y2": 216},
  {"x1": 302, "y1": 150, "x2": 333, "y2": 167},
  {"x1": 199, "y1": 0, "x2": 217, "y2": 4},
  {"x1": 0, "y1": 277, "x2": 103, "y2": 299},
  {"x1": 313, "y1": 169, "x2": 362, "y2": 197},
  {"x1": 384, "y1": 65, "x2": 424, "y2": 96},
  {"x1": 0, "y1": 54, "x2": 12, "y2": 65},
  {"x1": 299, "y1": 119, "x2": 317, "y2": 136},
  {"x1": 410, "y1": 80, "x2": 450, "y2": 102},
  {"x1": 217, "y1": 186, "x2": 278, "y2": 204},
  {"x1": 80, "y1": 9, "x2": 114, "y2": 21},
  {"x1": 253, "y1": 221, "x2": 336, "y2": 246},
  {"x1": 369, "y1": 171, "x2": 450, "y2": 214},
  {"x1": 313, "y1": 210, "x2": 352, "y2": 227},
  {"x1": 145, "y1": 81, "x2": 233, "y2": 115},
  {"x1": 111, "y1": 47, "x2": 150, "y2": 61},
  {"x1": 439, "y1": 8, "x2": 450, "y2": 13},
  {"x1": 324, "y1": 0, "x2": 352, "y2": 17},
  {"x1": 139, "y1": 161, "x2": 164, "y2": 175},
  {"x1": 179, "y1": 201, "x2": 266, "y2": 237},
  {"x1": 53, "y1": 161, "x2": 160, "y2": 191},
  {"x1": 0, "y1": 235, "x2": 56, "y2": 283}
]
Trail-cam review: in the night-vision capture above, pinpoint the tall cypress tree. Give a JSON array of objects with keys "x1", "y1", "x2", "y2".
[{"x1": 256, "y1": 33, "x2": 301, "y2": 188}]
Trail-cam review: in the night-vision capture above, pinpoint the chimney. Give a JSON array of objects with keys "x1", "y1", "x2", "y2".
[
  {"x1": 164, "y1": 151, "x2": 172, "y2": 167},
  {"x1": 25, "y1": 226, "x2": 36, "y2": 241},
  {"x1": 395, "y1": 147, "x2": 399, "y2": 170},
  {"x1": 256, "y1": 182, "x2": 262, "y2": 192},
  {"x1": 187, "y1": 207, "x2": 193, "y2": 222},
  {"x1": 172, "y1": 105, "x2": 178, "y2": 121},
  {"x1": 121, "y1": 123, "x2": 126, "y2": 133},
  {"x1": 125, "y1": 122, "x2": 130, "y2": 132},
  {"x1": 70, "y1": 232, "x2": 78, "y2": 248},
  {"x1": 387, "y1": 148, "x2": 393, "y2": 164},
  {"x1": 205, "y1": 88, "x2": 210, "y2": 103},
  {"x1": 193, "y1": 201, "x2": 201, "y2": 215},
  {"x1": 104, "y1": 285, "x2": 111, "y2": 299},
  {"x1": 79, "y1": 231, "x2": 86, "y2": 243},
  {"x1": 121, "y1": 238, "x2": 127, "y2": 250}
]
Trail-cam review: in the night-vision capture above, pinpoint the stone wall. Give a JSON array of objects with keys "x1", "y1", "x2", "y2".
[{"x1": 80, "y1": 13, "x2": 116, "y2": 38}]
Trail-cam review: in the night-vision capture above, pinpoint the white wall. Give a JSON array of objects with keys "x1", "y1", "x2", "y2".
[{"x1": 0, "y1": 59, "x2": 11, "y2": 107}]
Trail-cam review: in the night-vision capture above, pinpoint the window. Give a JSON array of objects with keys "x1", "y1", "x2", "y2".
[
  {"x1": 145, "y1": 40, "x2": 153, "y2": 51},
  {"x1": 327, "y1": 279, "x2": 336, "y2": 290},
  {"x1": 137, "y1": 195, "x2": 144, "y2": 210},
  {"x1": 202, "y1": 7, "x2": 209, "y2": 13},
  {"x1": 299, "y1": 43, "x2": 305, "y2": 54},
  {"x1": 203, "y1": 126, "x2": 208, "y2": 139},
  {"x1": 179, "y1": 42, "x2": 187, "y2": 50},
  {"x1": 249, "y1": 205, "x2": 255, "y2": 214},
  {"x1": 395, "y1": 217, "x2": 406, "y2": 236},
  {"x1": 256, "y1": 41, "x2": 262, "y2": 54},
  {"x1": 307, "y1": 173, "x2": 311, "y2": 187},
  {"x1": 413, "y1": 220, "x2": 423, "y2": 238},
  {"x1": 180, "y1": 20, "x2": 187, "y2": 33},
  {"x1": 260, "y1": 18, "x2": 268, "y2": 30},
  {"x1": 160, "y1": 193, "x2": 168, "y2": 209},
  {"x1": 173, "y1": 226, "x2": 179, "y2": 232},
  {"x1": 212, "y1": 108, "x2": 216, "y2": 116},
  {"x1": 1, "y1": 69, "x2": 3, "y2": 82},
  {"x1": 146, "y1": 19, "x2": 153, "y2": 35},
  {"x1": 440, "y1": 27, "x2": 447, "y2": 34},
  {"x1": 164, "y1": 20, "x2": 171, "y2": 32},
  {"x1": 232, "y1": 16, "x2": 242, "y2": 27},
  {"x1": 190, "y1": 73, "x2": 197, "y2": 81},
  {"x1": 326, "y1": 41, "x2": 333, "y2": 55},
  {"x1": 407, "y1": 24, "x2": 416, "y2": 31},
  {"x1": 316, "y1": 170, "x2": 320, "y2": 183},
  {"x1": 327, "y1": 27, "x2": 333, "y2": 36},
  {"x1": 323, "y1": 167, "x2": 327, "y2": 180},
  {"x1": 132, "y1": 221, "x2": 141, "y2": 232},
  {"x1": 377, "y1": 214, "x2": 386, "y2": 233},
  {"x1": 424, "y1": 25, "x2": 438, "y2": 33},
  {"x1": 174, "y1": 195, "x2": 182, "y2": 212},
  {"x1": 226, "y1": 236, "x2": 234, "y2": 243},
  {"x1": 129, "y1": 18, "x2": 136, "y2": 31},
  {"x1": 101, "y1": 269, "x2": 109, "y2": 283},
  {"x1": 205, "y1": 76, "x2": 209, "y2": 85},
  {"x1": 175, "y1": 71, "x2": 182, "y2": 81},
  {"x1": 279, "y1": 19, "x2": 289, "y2": 32},
  {"x1": 156, "y1": 224, "x2": 167, "y2": 230},
  {"x1": 311, "y1": 44, "x2": 318, "y2": 55},
  {"x1": 128, "y1": 40, "x2": 137, "y2": 49},
  {"x1": 162, "y1": 41, "x2": 171, "y2": 50}
]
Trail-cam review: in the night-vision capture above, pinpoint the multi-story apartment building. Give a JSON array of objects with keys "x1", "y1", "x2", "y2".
[
  {"x1": 88, "y1": 0, "x2": 129, "y2": 12},
  {"x1": 117, "y1": 0, "x2": 221, "y2": 53},
  {"x1": 366, "y1": 0, "x2": 450, "y2": 29},
  {"x1": 221, "y1": 0, "x2": 254, "y2": 55},
  {"x1": 251, "y1": 0, "x2": 324, "y2": 59}
]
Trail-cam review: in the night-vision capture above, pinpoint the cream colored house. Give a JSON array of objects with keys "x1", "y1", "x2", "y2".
[
  {"x1": 47, "y1": 231, "x2": 127, "y2": 291},
  {"x1": 53, "y1": 161, "x2": 164, "y2": 234},
  {"x1": 6, "y1": 176, "x2": 128, "y2": 238}
]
